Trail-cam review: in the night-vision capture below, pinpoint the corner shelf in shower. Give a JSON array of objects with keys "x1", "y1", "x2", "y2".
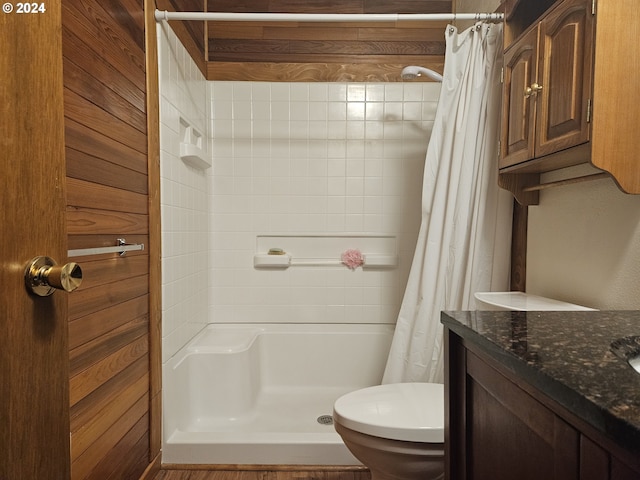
[{"x1": 179, "y1": 118, "x2": 210, "y2": 170}]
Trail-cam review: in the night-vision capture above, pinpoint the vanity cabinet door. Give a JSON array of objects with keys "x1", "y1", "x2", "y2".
[
  {"x1": 445, "y1": 328, "x2": 640, "y2": 480},
  {"x1": 464, "y1": 350, "x2": 579, "y2": 480}
]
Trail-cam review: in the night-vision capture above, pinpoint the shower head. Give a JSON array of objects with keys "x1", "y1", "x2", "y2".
[{"x1": 401, "y1": 65, "x2": 443, "y2": 82}]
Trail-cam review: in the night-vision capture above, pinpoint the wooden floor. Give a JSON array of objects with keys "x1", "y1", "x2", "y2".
[{"x1": 154, "y1": 467, "x2": 371, "y2": 480}]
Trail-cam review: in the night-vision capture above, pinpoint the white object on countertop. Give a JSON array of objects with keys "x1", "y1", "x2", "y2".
[{"x1": 474, "y1": 291, "x2": 597, "y2": 311}]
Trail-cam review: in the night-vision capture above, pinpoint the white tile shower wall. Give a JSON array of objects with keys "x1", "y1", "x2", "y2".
[
  {"x1": 209, "y1": 81, "x2": 440, "y2": 324},
  {"x1": 158, "y1": 23, "x2": 210, "y2": 361}
]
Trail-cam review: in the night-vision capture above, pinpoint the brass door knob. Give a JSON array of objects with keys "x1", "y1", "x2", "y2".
[{"x1": 25, "y1": 256, "x2": 83, "y2": 297}]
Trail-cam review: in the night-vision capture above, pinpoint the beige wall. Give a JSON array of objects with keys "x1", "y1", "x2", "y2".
[
  {"x1": 527, "y1": 166, "x2": 640, "y2": 310},
  {"x1": 456, "y1": 0, "x2": 640, "y2": 310}
]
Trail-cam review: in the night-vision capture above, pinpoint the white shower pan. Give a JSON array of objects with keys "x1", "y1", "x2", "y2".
[{"x1": 163, "y1": 323, "x2": 394, "y2": 465}]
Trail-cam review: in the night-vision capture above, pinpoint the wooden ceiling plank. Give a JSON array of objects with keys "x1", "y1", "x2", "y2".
[
  {"x1": 166, "y1": 0, "x2": 453, "y2": 82},
  {"x1": 207, "y1": 60, "x2": 445, "y2": 82},
  {"x1": 262, "y1": 26, "x2": 360, "y2": 41}
]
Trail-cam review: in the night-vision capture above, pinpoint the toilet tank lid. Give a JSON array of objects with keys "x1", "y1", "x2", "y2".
[{"x1": 474, "y1": 292, "x2": 597, "y2": 311}]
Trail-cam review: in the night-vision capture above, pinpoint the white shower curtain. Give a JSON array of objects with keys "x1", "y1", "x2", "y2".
[{"x1": 382, "y1": 22, "x2": 512, "y2": 385}]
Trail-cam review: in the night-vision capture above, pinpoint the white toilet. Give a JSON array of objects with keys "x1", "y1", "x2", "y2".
[
  {"x1": 333, "y1": 382, "x2": 444, "y2": 480},
  {"x1": 333, "y1": 292, "x2": 596, "y2": 480}
]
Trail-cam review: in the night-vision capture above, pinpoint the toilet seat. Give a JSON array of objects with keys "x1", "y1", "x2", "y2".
[{"x1": 333, "y1": 383, "x2": 444, "y2": 443}]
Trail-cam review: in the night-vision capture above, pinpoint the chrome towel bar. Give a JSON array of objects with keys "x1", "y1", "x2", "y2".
[{"x1": 67, "y1": 238, "x2": 144, "y2": 258}]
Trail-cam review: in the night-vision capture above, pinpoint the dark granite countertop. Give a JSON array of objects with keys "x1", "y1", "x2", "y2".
[{"x1": 441, "y1": 310, "x2": 640, "y2": 455}]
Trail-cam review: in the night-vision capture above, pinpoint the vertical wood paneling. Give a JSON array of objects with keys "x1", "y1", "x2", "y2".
[
  {"x1": 145, "y1": 0, "x2": 164, "y2": 470},
  {"x1": 62, "y1": 0, "x2": 153, "y2": 478}
]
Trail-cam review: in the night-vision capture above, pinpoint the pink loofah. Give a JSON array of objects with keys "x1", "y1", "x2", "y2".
[{"x1": 341, "y1": 249, "x2": 364, "y2": 270}]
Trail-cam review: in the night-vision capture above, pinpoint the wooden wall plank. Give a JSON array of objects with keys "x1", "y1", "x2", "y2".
[
  {"x1": 357, "y1": 27, "x2": 447, "y2": 42},
  {"x1": 65, "y1": 118, "x2": 148, "y2": 174},
  {"x1": 209, "y1": 52, "x2": 445, "y2": 64},
  {"x1": 70, "y1": 357, "x2": 148, "y2": 433},
  {"x1": 62, "y1": 2, "x2": 146, "y2": 91},
  {"x1": 207, "y1": 60, "x2": 445, "y2": 82},
  {"x1": 62, "y1": 27, "x2": 146, "y2": 112},
  {"x1": 87, "y1": 413, "x2": 151, "y2": 480},
  {"x1": 68, "y1": 275, "x2": 149, "y2": 320},
  {"x1": 208, "y1": 0, "x2": 269, "y2": 13},
  {"x1": 262, "y1": 26, "x2": 359, "y2": 41},
  {"x1": 70, "y1": 316, "x2": 148, "y2": 377},
  {"x1": 66, "y1": 207, "x2": 148, "y2": 235},
  {"x1": 208, "y1": 39, "x2": 445, "y2": 60},
  {"x1": 207, "y1": 0, "x2": 451, "y2": 14},
  {"x1": 63, "y1": 57, "x2": 147, "y2": 133},
  {"x1": 71, "y1": 395, "x2": 149, "y2": 479},
  {"x1": 209, "y1": 24, "x2": 449, "y2": 42},
  {"x1": 67, "y1": 178, "x2": 148, "y2": 214},
  {"x1": 64, "y1": 88, "x2": 147, "y2": 153},
  {"x1": 364, "y1": 0, "x2": 451, "y2": 13},
  {"x1": 69, "y1": 296, "x2": 149, "y2": 350},
  {"x1": 66, "y1": 147, "x2": 149, "y2": 194},
  {"x1": 99, "y1": 0, "x2": 146, "y2": 52},
  {"x1": 117, "y1": 0, "x2": 146, "y2": 31},
  {"x1": 69, "y1": 335, "x2": 149, "y2": 407},
  {"x1": 207, "y1": 23, "x2": 265, "y2": 39},
  {"x1": 71, "y1": 373, "x2": 149, "y2": 460}
]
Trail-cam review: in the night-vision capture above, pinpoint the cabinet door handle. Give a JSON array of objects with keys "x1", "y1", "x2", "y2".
[{"x1": 525, "y1": 83, "x2": 543, "y2": 98}]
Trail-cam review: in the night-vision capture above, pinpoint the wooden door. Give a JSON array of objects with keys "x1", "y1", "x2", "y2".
[
  {"x1": 536, "y1": 0, "x2": 593, "y2": 157},
  {"x1": 0, "y1": 4, "x2": 71, "y2": 480},
  {"x1": 500, "y1": 27, "x2": 539, "y2": 169}
]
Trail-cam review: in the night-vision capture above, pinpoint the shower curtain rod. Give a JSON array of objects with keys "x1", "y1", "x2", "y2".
[{"x1": 154, "y1": 10, "x2": 504, "y2": 23}]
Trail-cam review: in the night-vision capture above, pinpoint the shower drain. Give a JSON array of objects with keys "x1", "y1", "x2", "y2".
[{"x1": 317, "y1": 415, "x2": 334, "y2": 425}]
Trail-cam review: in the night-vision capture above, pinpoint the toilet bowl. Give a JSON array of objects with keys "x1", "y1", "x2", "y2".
[
  {"x1": 334, "y1": 293, "x2": 595, "y2": 480},
  {"x1": 333, "y1": 383, "x2": 444, "y2": 480}
]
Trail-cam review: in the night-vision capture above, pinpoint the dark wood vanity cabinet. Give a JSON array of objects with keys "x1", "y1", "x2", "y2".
[{"x1": 445, "y1": 328, "x2": 640, "y2": 480}]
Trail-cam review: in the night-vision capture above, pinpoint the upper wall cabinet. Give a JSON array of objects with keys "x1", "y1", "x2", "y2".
[
  {"x1": 498, "y1": 0, "x2": 640, "y2": 205},
  {"x1": 501, "y1": 0, "x2": 592, "y2": 169}
]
